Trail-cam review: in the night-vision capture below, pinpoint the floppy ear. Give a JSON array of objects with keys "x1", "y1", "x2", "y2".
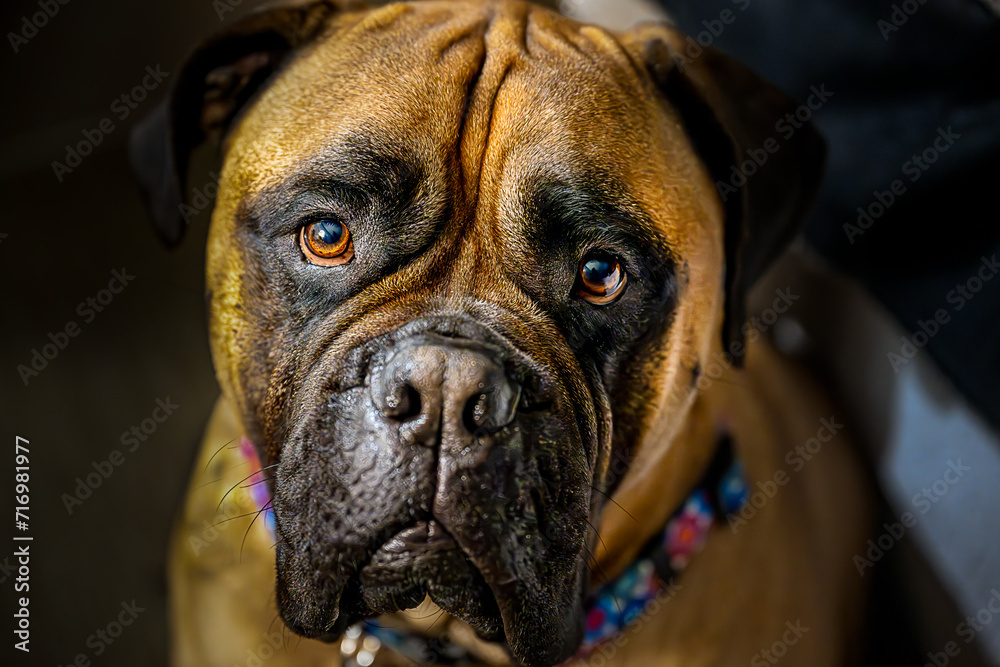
[
  {"x1": 622, "y1": 23, "x2": 826, "y2": 362},
  {"x1": 129, "y1": 0, "x2": 364, "y2": 246}
]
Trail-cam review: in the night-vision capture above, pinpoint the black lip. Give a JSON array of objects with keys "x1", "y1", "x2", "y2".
[{"x1": 357, "y1": 521, "x2": 506, "y2": 640}]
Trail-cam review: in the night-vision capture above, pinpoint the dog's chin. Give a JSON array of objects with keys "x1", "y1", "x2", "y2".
[
  {"x1": 277, "y1": 518, "x2": 586, "y2": 667},
  {"x1": 356, "y1": 520, "x2": 507, "y2": 638}
]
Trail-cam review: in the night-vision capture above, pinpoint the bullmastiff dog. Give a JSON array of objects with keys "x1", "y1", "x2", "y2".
[{"x1": 131, "y1": 0, "x2": 872, "y2": 664}]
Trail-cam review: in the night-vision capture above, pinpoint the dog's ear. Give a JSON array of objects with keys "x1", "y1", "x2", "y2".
[
  {"x1": 622, "y1": 23, "x2": 826, "y2": 362},
  {"x1": 129, "y1": 0, "x2": 364, "y2": 246}
]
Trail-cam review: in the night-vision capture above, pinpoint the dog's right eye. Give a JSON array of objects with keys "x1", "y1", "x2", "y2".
[
  {"x1": 300, "y1": 219, "x2": 353, "y2": 266},
  {"x1": 576, "y1": 254, "x2": 627, "y2": 305}
]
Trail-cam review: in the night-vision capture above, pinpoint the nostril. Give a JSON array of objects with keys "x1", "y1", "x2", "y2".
[
  {"x1": 384, "y1": 382, "x2": 422, "y2": 421},
  {"x1": 463, "y1": 390, "x2": 491, "y2": 434}
]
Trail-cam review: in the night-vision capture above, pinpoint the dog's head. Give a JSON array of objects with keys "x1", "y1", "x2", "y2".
[{"x1": 132, "y1": 1, "x2": 823, "y2": 664}]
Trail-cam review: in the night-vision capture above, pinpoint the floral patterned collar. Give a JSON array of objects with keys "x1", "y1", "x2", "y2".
[{"x1": 241, "y1": 437, "x2": 748, "y2": 666}]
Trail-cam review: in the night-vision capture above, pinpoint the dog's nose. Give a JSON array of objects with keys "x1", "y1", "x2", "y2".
[{"x1": 371, "y1": 336, "x2": 519, "y2": 447}]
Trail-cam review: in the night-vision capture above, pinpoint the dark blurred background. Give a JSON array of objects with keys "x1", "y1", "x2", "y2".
[
  {"x1": 1, "y1": 1, "x2": 225, "y2": 664},
  {"x1": 1, "y1": 0, "x2": 998, "y2": 665}
]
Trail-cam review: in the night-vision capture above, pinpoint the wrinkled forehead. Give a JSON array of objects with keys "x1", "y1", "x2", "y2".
[{"x1": 225, "y1": 0, "x2": 717, "y2": 245}]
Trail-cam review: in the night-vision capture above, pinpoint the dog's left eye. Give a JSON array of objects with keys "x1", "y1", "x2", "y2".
[
  {"x1": 300, "y1": 219, "x2": 353, "y2": 266},
  {"x1": 576, "y1": 254, "x2": 627, "y2": 304}
]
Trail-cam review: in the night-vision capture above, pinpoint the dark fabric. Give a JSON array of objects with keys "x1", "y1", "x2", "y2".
[{"x1": 656, "y1": 0, "x2": 1000, "y2": 428}]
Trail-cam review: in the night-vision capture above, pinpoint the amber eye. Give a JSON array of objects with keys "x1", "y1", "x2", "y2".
[
  {"x1": 577, "y1": 254, "x2": 626, "y2": 304},
  {"x1": 300, "y1": 219, "x2": 353, "y2": 266}
]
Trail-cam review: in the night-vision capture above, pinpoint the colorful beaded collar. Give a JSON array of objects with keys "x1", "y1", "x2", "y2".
[{"x1": 240, "y1": 437, "x2": 748, "y2": 666}]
